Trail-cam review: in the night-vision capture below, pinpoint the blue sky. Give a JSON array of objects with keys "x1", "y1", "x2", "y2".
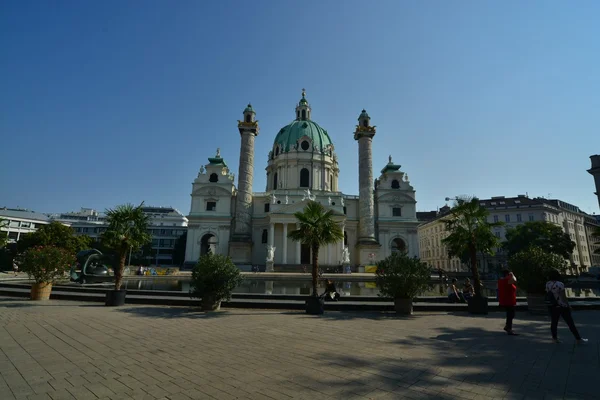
[{"x1": 1, "y1": 1, "x2": 599, "y2": 215}]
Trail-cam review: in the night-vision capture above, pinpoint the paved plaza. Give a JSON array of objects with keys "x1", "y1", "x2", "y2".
[{"x1": 0, "y1": 298, "x2": 598, "y2": 400}]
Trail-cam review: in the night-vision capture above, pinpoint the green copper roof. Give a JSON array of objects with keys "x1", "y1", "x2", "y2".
[
  {"x1": 208, "y1": 156, "x2": 228, "y2": 167},
  {"x1": 244, "y1": 103, "x2": 255, "y2": 113},
  {"x1": 273, "y1": 119, "x2": 333, "y2": 153},
  {"x1": 381, "y1": 156, "x2": 401, "y2": 174}
]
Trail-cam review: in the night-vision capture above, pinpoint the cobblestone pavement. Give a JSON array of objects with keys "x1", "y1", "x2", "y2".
[{"x1": 0, "y1": 297, "x2": 598, "y2": 400}]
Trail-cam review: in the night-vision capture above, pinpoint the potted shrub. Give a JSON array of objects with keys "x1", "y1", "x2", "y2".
[
  {"x1": 508, "y1": 246, "x2": 567, "y2": 315},
  {"x1": 288, "y1": 201, "x2": 344, "y2": 315},
  {"x1": 376, "y1": 252, "x2": 431, "y2": 315},
  {"x1": 101, "y1": 203, "x2": 151, "y2": 306},
  {"x1": 17, "y1": 246, "x2": 76, "y2": 300},
  {"x1": 190, "y1": 253, "x2": 243, "y2": 311}
]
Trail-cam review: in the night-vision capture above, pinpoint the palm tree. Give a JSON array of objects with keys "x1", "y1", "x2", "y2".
[
  {"x1": 102, "y1": 203, "x2": 151, "y2": 290},
  {"x1": 288, "y1": 201, "x2": 344, "y2": 296},
  {"x1": 441, "y1": 197, "x2": 502, "y2": 297}
]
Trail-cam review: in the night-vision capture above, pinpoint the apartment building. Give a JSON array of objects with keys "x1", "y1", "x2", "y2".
[{"x1": 0, "y1": 207, "x2": 51, "y2": 243}]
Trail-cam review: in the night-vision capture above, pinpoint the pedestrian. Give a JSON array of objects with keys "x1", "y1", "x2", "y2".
[
  {"x1": 498, "y1": 269, "x2": 518, "y2": 335},
  {"x1": 321, "y1": 279, "x2": 340, "y2": 301},
  {"x1": 546, "y1": 269, "x2": 587, "y2": 344},
  {"x1": 13, "y1": 262, "x2": 19, "y2": 276},
  {"x1": 462, "y1": 278, "x2": 474, "y2": 302}
]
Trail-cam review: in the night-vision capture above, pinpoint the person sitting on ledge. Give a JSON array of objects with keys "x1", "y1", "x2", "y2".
[
  {"x1": 321, "y1": 279, "x2": 340, "y2": 301},
  {"x1": 447, "y1": 278, "x2": 463, "y2": 303}
]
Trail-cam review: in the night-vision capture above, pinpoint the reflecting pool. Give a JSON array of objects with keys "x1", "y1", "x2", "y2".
[{"x1": 115, "y1": 279, "x2": 600, "y2": 298}]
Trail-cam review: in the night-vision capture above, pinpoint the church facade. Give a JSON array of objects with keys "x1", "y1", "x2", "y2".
[{"x1": 184, "y1": 91, "x2": 420, "y2": 270}]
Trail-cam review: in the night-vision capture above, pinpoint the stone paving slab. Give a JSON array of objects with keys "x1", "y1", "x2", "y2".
[{"x1": 0, "y1": 296, "x2": 598, "y2": 400}]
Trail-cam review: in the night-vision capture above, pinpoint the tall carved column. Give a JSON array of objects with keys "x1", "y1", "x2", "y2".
[
  {"x1": 229, "y1": 104, "x2": 259, "y2": 264},
  {"x1": 354, "y1": 110, "x2": 380, "y2": 266}
]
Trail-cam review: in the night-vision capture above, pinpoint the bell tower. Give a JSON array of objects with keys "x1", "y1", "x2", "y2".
[{"x1": 229, "y1": 104, "x2": 259, "y2": 264}]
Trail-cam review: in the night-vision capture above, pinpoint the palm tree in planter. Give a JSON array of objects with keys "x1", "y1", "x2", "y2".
[
  {"x1": 288, "y1": 201, "x2": 344, "y2": 315},
  {"x1": 376, "y1": 252, "x2": 431, "y2": 315},
  {"x1": 442, "y1": 197, "x2": 502, "y2": 314},
  {"x1": 101, "y1": 203, "x2": 151, "y2": 306},
  {"x1": 190, "y1": 253, "x2": 243, "y2": 311}
]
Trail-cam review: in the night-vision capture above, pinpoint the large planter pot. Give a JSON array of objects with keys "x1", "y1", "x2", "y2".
[
  {"x1": 526, "y1": 294, "x2": 547, "y2": 315},
  {"x1": 105, "y1": 290, "x2": 127, "y2": 306},
  {"x1": 202, "y1": 296, "x2": 222, "y2": 312},
  {"x1": 394, "y1": 298, "x2": 413, "y2": 315},
  {"x1": 468, "y1": 295, "x2": 489, "y2": 314},
  {"x1": 305, "y1": 296, "x2": 324, "y2": 315},
  {"x1": 31, "y1": 282, "x2": 52, "y2": 301}
]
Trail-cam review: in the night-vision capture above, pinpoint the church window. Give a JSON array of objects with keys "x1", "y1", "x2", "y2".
[
  {"x1": 301, "y1": 140, "x2": 309, "y2": 151},
  {"x1": 297, "y1": 110, "x2": 300, "y2": 119},
  {"x1": 245, "y1": 114, "x2": 251, "y2": 123},
  {"x1": 209, "y1": 173, "x2": 218, "y2": 182},
  {"x1": 391, "y1": 238, "x2": 406, "y2": 254},
  {"x1": 329, "y1": 174, "x2": 333, "y2": 189},
  {"x1": 261, "y1": 229, "x2": 268, "y2": 244},
  {"x1": 275, "y1": 147, "x2": 279, "y2": 156},
  {"x1": 363, "y1": 119, "x2": 368, "y2": 127},
  {"x1": 273, "y1": 172, "x2": 278, "y2": 189},
  {"x1": 264, "y1": 203, "x2": 270, "y2": 213},
  {"x1": 343, "y1": 206, "x2": 347, "y2": 215},
  {"x1": 391, "y1": 179, "x2": 400, "y2": 189},
  {"x1": 392, "y1": 207, "x2": 402, "y2": 217},
  {"x1": 300, "y1": 168, "x2": 310, "y2": 188},
  {"x1": 206, "y1": 202, "x2": 216, "y2": 211},
  {"x1": 344, "y1": 231, "x2": 348, "y2": 246},
  {"x1": 301, "y1": 109, "x2": 306, "y2": 119}
]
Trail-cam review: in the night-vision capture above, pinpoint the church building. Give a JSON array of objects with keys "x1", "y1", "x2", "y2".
[{"x1": 184, "y1": 91, "x2": 420, "y2": 270}]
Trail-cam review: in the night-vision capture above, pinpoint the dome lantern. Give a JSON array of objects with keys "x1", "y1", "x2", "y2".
[{"x1": 295, "y1": 88, "x2": 311, "y2": 121}]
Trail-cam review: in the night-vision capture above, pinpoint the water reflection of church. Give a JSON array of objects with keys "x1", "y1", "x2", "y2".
[{"x1": 184, "y1": 91, "x2": 421, "y2": 270}]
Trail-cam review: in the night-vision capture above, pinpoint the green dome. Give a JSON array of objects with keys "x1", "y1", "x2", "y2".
[{"x1": 273, "y1": 119, "x2": 333, "y2": 153}]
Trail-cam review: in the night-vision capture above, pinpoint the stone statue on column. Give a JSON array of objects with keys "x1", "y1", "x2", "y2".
[
  {"x1": 342, "y1": 246, "x2": 350, "y2": 265},
  {"x1": 265, "y1": 245, "x2": 275, "y2": 272},
  {"x1": 271, "y1": 193, "x2": 278, "y2": 204},
  {"x1": 266, "y1": 245, "x2": 276, "y2": 262}
]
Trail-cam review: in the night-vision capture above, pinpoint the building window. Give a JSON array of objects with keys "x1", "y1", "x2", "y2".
[
  {"x1": 528, "y1": 214, "x2": 534, "y2": 221},
  {"x1": 392, "y1": 207, "x2": 402, "y2": 217},
  {"x1": 505, "y1": 214, "x2": 510, "y2": 223},
  {"x1": 301, "y1": 140, "x2": 309, "y2": 151},
  {"x1": 300, "y1": 168, "x2": 310, "y2": 187},
  {"x1": 206, "y1": 202, "x2": 216, "y2": 211},
  {"x1": 343, "y1": 206, "x2": 347, "y2": 215},
  {"x1": 495, "y1": 232, "x2": 501, "y2": 238},
  {"x1": 344, "y1": 231, "x2": 348, "y2": 246},
  {"x1": 261, "y1": 229, "x2": 268, "y2": 244},
  {"x1": 301, "y1": 109, "x2": 306, "y2": 119},
  {"x1": 516, "y1": 214, "x2": 522, "y2": 222},
  {"x1": 493, "y1": 215, "x2": 499, "y2": 223},
  {"x1": 245, "y1": 114, "x2": 251, "y2": 123},
  {"x1": 20, "y1": 222, "x2": 31, "y2": 228},
  {"x1": 275, "y1": 147, "x2": 279, "y2": 156},
  {"x1": 264, "y1": 203, "x2": 270, "y2": 212},
  {"x1": 209, "y1": 173, "x2": 218, "y2": 183},
  {"x1": 391, "y1": 179, "x2": 400, "y2": 189},
  {"x1": 273, "y1": 173, "x2": 278, "y2": 189},
  {"x1": 8, "y1": 232, "x2": 18, "y2": 240}
]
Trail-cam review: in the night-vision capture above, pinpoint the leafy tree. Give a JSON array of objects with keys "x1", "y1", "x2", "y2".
[
  {"x1": 442, "y1": 197, "x2": 503, "y2": 297},
  {"x1": 503, "y1": 221, "x2": 575, "y2": 259},
  {"x1": 189, "y1": 253, "x2": 243, "y2": 303},
  {"x1": 101, "y1": 203, "x2": 151, "y2": 290},
  {"x1": 16, "y1": 245, "x2": 76, "y2": 284},
  {"x1": 508, "y1": 246, "x2": 567, "y2": 294},
  {"x1": 288, "y1": 201, "x2": 344, "y2": 296},
  {"x1": 16, "y1": 221, "x2": 91, "y2": 255},
  {"x1": 172, "y1": 232, "x2": 187, "y2": 266},
  {"x1": 376, "y1": 252, "x2": 431, "y2": 299}
]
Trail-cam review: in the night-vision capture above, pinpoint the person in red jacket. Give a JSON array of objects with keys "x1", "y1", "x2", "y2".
[{"x1": 498, "y1": 269, "x2": 518, "y2": 335}]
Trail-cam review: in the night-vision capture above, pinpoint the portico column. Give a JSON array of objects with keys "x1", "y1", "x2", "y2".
[
  {"x1": 282, "y1": 223, "x2": 288, "y2": 264},
  {"x1": 295, "y1": 223, "x2": 301, "y2": 264},
  {"x1": 269, "y1": 223, "x2": 275, "y2": 247}
]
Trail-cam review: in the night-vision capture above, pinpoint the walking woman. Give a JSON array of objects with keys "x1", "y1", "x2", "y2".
[{"x1": 546, "y1": 269, "x2": 587, "y2": 344}]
